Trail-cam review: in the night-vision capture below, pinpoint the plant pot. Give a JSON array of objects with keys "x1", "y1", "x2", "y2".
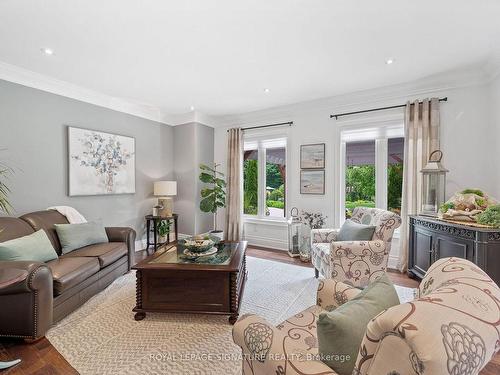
[{"x1": 210, "y1": 230, "x2": 224, "y2": 241}]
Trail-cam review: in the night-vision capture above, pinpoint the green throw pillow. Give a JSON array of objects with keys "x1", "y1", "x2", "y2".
[
  {"x1": 55, "y1": 221, "x2": 108, "y2": 254},
  {"x1": 317, "y1": 274, "x2": 400, "y2": 375},
  {"x1": 0, "y1": 229, "x2": 58, "y2": 262},
  {"x1": 337, "y1": 219, "x2": 375, "y2": 241}
]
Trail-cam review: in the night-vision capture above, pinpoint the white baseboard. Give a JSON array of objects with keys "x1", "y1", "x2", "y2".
[
  {"x1": 243, "y1": 234, "x2": 288, "y2": 251},
  {"x1": 387, "y1": 255, "x2": 399, "y2": 271},
  {"x1": 135, "y1": 239, "x2": 147, "y2": 251}
]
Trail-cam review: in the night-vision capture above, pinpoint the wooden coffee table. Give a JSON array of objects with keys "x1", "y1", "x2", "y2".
[{"x1": 132, "y1": 241, "x2": 247, "y2": 324}]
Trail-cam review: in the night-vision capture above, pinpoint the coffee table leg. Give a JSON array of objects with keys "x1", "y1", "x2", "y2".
[
  {"x1": 229, "y1": 314, "x2": 238, "y2": 325},
  {"x1": 134, "y1": 312, "x2": 146, "y2": 321}
]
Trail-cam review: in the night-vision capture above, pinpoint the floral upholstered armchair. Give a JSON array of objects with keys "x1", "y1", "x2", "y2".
[
  {"x1": 311, "y1": 207, "x2": 401, "y2": 287},
  {"x1": 232, "y1": 257, "x2": 500, "y2": 375}
]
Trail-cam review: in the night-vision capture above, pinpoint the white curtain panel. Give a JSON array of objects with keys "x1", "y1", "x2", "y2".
[
  {"x1": 225, "y1": 128, "x2": 243, "y2": 241},
  {"x1": 398, "y1": 98, "x2": 440, "y2": 271}
]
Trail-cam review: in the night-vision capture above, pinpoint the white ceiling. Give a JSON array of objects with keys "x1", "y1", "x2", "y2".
[{"x1": 0, "y1": 0, "x2": 499, "y2": 119}]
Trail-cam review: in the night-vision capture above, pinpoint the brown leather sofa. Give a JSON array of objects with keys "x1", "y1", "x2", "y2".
[{"x1": 0, "y1": 210, "x2": 136, "y2": 340}]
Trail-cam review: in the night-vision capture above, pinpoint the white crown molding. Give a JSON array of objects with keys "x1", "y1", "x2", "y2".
[
  {"x1": 0, "y1": 60, "x2": 174, "y2": 125},
  {"x1": 1, "y1": 59, "x2": 496, "y2": 129},
  {"x1": 212, "y1": 65, "x2": 492, "y2": 128}
]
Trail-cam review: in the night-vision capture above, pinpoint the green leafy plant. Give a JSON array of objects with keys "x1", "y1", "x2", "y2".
[
  {"x1": 0, "y1": 161, "x2": 13, "y2": 214},
  {"x1": 157, "y1": 220, "x2": 171, "y2": 237},
  {"x1": 199, "y1": 163, "x2": 226, "y2": 231},
  {"x1": 243, "y1": 159, "x2": 258, "y2": 215},
  {"x1": 476, "y1": 205, "x2": 500, "y2": 228},
  {"x1": 439, "y1": 202, "x2": 455, "y2": 213},
  {"x1": 266, "y1": 200, "x2": 284, "y2": 209},
  {"x1": 461, "y1": 189, "x2": 484, "y2": 197}
]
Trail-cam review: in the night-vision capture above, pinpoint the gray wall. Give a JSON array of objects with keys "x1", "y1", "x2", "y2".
[
  {"x1": 173, "y1": 122, "x2": 214, "y2": 235},
  {"x1": 0, "y1": 79, "x2": 174, "y2": 242}
]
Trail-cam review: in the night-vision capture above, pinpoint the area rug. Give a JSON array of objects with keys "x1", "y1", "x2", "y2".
[{"x1": 46, "y1": 257, "x2": 416, "y2": 375}]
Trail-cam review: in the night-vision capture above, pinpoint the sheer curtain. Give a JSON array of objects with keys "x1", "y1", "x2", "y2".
[
  {"x1": 398, "y1": 98, "x2": 440, "y2": 271},
  {"x1": 225, "y1": 128, "x2": 242, "y2": 241}
]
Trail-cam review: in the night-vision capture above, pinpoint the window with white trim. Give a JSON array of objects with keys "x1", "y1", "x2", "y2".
[
  {"x1": 340, "y1": 124, "x2": 404, "y2": 221},
  {"x1": 243, "y1": 137, "x2": 287, "y2": 220}
]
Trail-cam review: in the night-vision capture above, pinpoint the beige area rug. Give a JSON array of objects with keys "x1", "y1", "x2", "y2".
[{"x1": 46, "y1": 257, "x2": 416, "y2": 375}]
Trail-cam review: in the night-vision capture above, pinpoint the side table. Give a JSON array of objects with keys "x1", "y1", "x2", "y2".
[
  {"x1": 0, "y1": 268, "x2": 28, "y2": 370},
  {"x1": 145, "y1": 214, "x2": 179, "y2": 252}
]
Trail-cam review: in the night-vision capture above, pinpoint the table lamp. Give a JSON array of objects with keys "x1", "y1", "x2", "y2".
[{"x1": 154, "y1": 181, "x2": 177, "y2": 217}]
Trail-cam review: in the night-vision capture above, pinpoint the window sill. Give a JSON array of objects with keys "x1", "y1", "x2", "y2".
[{"x1": 243, "y1": 216, "x2": 288, "y2": 227}]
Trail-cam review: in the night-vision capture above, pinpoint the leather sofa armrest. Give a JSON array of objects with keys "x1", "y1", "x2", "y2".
[
  {"x1": 0, "y1": 261, "x2": 52, "y2": 295},
  {"x1": 0, "y1": 261, "x2": 53, "y2": 339},
  {"x1": 105, "y1": 227, "x2": 136, "y2": 270}
]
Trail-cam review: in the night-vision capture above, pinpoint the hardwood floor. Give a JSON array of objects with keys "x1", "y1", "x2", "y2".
[{"x1": 1, "y1": 246, "x2": 498, "y2": 374}]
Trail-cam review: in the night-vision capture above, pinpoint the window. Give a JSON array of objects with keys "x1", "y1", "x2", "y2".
[
  {"x1": 243, "y1": 148, "x2": 258, "y2": 215},
  {"x1": 341, "y1": 125, "x2": 404, "y2": 221},
  {"x1": 345, "y1": 140, "x2": 376, "y2": 218},
  {"x1": 243, "y1": 137, "x2": 287, "y2": 219},
  {"x1": 387, "y1": 138, "x2": 404, "y2": 215}
]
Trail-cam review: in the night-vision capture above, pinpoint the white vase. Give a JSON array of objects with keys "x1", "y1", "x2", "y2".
[{"x1": 210, "y1": 230, "x2": 224, "y2": 241}]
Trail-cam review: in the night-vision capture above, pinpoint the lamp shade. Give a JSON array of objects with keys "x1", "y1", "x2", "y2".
[{"x1": 154, "y1": 181, "x2": 177, "y2": 196}]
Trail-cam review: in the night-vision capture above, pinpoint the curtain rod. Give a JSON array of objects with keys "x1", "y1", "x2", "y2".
[
  {"x1": 227, "y1": 121, "x2": 293, "y2": 132},
  {"x1": 330, "y1": 97, "x2": 448, "y2": 120}
]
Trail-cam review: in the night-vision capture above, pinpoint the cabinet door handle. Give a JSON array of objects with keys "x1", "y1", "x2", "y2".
[{"x1": 429, "y1": 244, "x2": 436, "y2": 262}]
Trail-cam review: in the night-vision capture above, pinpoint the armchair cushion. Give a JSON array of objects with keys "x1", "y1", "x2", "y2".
[
  {"x1": 46, "y1": 257, "x2": 100, "y2": 295},
  {"x1": 0, "y1": 229, "x2": 58, "y2": 262},
  {"x1": 336, "y1": 220, "x2": 375, "y2": 241},
  {"x1": 317, "y1": 274, "x2": 399, "y2": 375}
]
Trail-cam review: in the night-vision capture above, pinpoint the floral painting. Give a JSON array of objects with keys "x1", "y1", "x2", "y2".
[{"x1": 68, "y1": 127, "x2": 135, "y2": 196}]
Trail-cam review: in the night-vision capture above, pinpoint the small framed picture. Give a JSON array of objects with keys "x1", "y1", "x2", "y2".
[
  {"x1": 300, "y1": 143, "x2": 325, "y2": 169},
  {"x1": 300, "y1": 170, "x2": 325, "y2": 195}
]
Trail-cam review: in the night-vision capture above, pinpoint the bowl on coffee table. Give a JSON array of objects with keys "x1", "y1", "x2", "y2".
[{"x1": 180, "y1": 237, "x2": 216, "y2": 253}]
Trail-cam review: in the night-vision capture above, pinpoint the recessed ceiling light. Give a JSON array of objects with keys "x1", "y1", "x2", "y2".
[
  {"x1": 264, "y1": 88, "x2": 270, "y2": 93},
  {"x1": 385, "y1": 58, "x2": 395, "y2": 65},
  {"x1": 41, "y1": 47, "x2": 54, "y2": 55},
  {"x1": 189, "y1": 105, "x2": 195, "y2": 111}
]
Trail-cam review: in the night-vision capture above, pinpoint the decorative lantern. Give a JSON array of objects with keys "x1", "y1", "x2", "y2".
[
  {"x1": 287, "y1": 207, "x2": 301, "y2": 258},
  {"x1": 420, "y1": 150, "x2": 449, "y2": 216}
]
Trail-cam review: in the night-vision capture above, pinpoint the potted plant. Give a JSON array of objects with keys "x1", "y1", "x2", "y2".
[
  {"x1": 157, "y1": 220, "x2": 171, "y2": 243},
  {"x1": 199, "y1": 163, "x2": 226, "y2": 240},
  {"x1": 0, "y1": 159, "x2": 13, "y2": 214}
]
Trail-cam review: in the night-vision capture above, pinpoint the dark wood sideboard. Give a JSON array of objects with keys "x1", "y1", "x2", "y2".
[{"x1": 408, "y1": 215, "x2": 500, "y2": 285}]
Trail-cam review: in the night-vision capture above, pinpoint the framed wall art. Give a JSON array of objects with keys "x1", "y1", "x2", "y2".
[
  {"x1": 300, "y1": 143, "x2": 325, "y2": 169},
  {"x1": 300, "y1": 170, "x2": 325, "y2": 195},
  {"x1": 68, "y1": 126, "x2": 136, "y2": 196}
]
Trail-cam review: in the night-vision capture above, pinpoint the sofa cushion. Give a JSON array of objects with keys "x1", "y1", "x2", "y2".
[
  {"x1": 20, "y1": 210, "x2": 69, "y2": 254},
  {"x1": 55, "y1": 221, "x2": 108, "y2": 254},
  {"x1": 61, "y1": 242, "x2": 127, "y2": 268},
  {"x1": 46, "y1": 257, "x2": 100, "y2": 295},
  {"x1": 317, "y1": 273, "x2": 400, "y2": 375},
  {"x1": 0, "y1": 229, "x2": 58, "y2": 262},
  {"x1": 336, "y1": 219, "x2": 375, "y2": 241}
]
